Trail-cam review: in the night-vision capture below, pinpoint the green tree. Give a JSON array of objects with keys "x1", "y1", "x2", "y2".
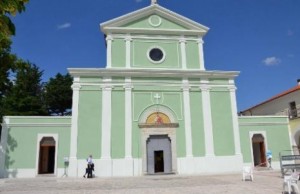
[
  {"x1": 44, "y1": 73, "x2": 73, "y2": 116},
  {"x1": 2, "y1": 60, "x2": 47, "y2": 116},
  {"x1": 0, "y1": 0, "x2": 29, "y2": 137}
]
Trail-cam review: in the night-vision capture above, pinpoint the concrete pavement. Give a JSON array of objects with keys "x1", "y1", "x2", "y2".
[{"x1": 0, "y1": 170, "x2": 294, "y2": 194}]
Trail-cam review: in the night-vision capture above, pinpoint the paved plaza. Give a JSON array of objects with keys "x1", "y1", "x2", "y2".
[{"x1": 0, "y1": 170, "x2": 295, "y2": 194}]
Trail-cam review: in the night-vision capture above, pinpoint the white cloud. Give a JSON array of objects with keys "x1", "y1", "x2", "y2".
[
  {"x1": 262, "y1": 57, "x2": 281, "y2": 66},
  {"x1": 57, "y1": 22, "x2": 71, "y2": 30}
]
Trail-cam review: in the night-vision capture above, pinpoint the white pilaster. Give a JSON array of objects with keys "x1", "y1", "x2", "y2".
[
  {"x1": 124, "y1": 78, "x2": 133, "y2": 159},
  {"x1": 0, "y1": 117, "x2": 9, "y2": 178},
  {"x1": 179, "y1": 37, "x2": 187, "y2": 69},
  {"x1": 68, "y1": 78, "x2": 81, "y2": 177},
  {"x1": 106, "y1": 34, "x2": 113, "y2": 68},
  {"x1": 182, "y1": 79, "x2": 193, "y2": 157},
  {"x1": 197, "y1": 37, "x2": 205, "y2": 70},
  {"x1": 228, "y1": 85, "x2": 241, "y2": 155},
  {"x1": 101, "y1": 81, "x2": 112, "y2": 159},
  {"x1": 200, "y1": 81, "x2": 215, "y2": 157},
  {"x1": 125, "y1": 36, "x2": 132, "y2": 68}
]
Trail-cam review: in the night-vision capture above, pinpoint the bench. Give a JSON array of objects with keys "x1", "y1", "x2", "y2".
[{"x1": 280, "y1": 153, "x2": 300, "y2": 176}]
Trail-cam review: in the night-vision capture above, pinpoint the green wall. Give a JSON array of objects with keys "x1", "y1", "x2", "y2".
[
  {"x1": 77, "y1": 88, "x2": 102, "y2": 159},
  {"x1": 6, "y1": 120, "x2": 70, "y2": 169},
  {"x1": 111, "y1": 89, "x2": 126, "y2": 158},
  {"x1": 239, "y1": 117, "x2": 291, "y2": 163},
  {"x1": 210, "y1": 91, "x2": 235, "y2": 156}
]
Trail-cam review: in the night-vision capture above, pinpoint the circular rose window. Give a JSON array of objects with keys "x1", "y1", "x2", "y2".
[{"x1": 148, "y1": 48, "x2": 165, "y2": 63}]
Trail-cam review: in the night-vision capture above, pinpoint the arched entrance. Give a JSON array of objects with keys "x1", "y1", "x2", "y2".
[
  {"x1": 139, "y1": 105, "x2": 179, "y2": 175},
  {"x1": 252, "y1": 134, "x2": 267, "y2": 167},
  {"x1": 38, "y1": 137, "x2": 56, "y2": 174}
]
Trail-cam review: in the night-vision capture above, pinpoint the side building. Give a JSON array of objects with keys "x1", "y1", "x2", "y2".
[
  {"x1": 241, "y1": 80, "x2": 300, "y2": 155},
  {"x1": 0, "y1": 3, "x2": 291, "y2": 178}
]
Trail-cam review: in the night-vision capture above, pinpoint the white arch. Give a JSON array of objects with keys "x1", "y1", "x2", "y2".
[{"x1": 138, "y1": 104, "x2": 178, "y2": 124}]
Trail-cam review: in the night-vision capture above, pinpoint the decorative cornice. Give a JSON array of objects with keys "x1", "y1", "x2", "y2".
[
  {"x1": 100, "y1": 4, "x2": 209, "y2": 36},
  {"x1": 71, "y1": 83, "x2": 81, "y2": 90},
  {"x1": 68, "y1": 68, "x2": 240, "y2": 79},
  {"x1": 228, "y1": 86, "x2": 237, "y2": 92},
  {"x1": 106, "y1": 35, "x2": 114, "y2": 41},
  {"x1": 2, "y1": 123, "x2": 71, "y2": 128},
  {"x1": 199, "y1": 85, "x2": 211, "y2": 91},
  {"x1": 239, "y1": 122, "x2": 288, "y2": 126}
]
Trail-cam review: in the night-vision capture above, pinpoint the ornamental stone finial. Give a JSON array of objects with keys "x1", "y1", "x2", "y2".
[{"x1": 151, "y1": 0, "x2": 157, "y2": 5}]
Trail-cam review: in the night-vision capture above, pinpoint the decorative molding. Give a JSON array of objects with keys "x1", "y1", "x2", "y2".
[
  {"x1": 68, "y1": 68, "x2": 240, "y2": 79},
  {"x1": 2, "y1": 123, "x2": 71, "y2": 127},
  {"x1": 71, "y1": 83, "x2": 81, "y2": 90},
  {"x1": 148, "y1": 15, "x2": 162, "y2": 27},
  {"x1": 147, "y1": 46, "x2": 166, "y2": 64},
  {"x1": 239, "y1": 122, "x2": 289, "y2": 126},
  {"x1": 199, "y1": 85, "x2": 211, "y2": 92}
]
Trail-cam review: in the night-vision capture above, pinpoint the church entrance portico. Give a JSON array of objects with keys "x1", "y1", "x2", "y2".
[{"x1": 139, "y1": 105, "x2": 179, "y2": 175}]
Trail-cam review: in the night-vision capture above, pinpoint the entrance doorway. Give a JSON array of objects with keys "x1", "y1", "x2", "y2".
[
  {"x1": 252, "y1": 134, "x2": 266, "y2": 167},
  {"x1": 38, "y1": 137, "x2": 56, "y2": 174},
  {"x1": 147, "y1": 135, "x2": 171, "y2": 174},
  {"x1": 154, "y1": 150, "x2": 164, "y2": 173}
]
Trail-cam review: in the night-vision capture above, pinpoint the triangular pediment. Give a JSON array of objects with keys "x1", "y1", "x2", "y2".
[{"x1": 100, "y1": 4, "x2": 209, "y2": 36}]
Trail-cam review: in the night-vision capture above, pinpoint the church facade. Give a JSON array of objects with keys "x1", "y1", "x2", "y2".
[{"x1": 0, "y1": 3, "x2": 292, "y2": 178}]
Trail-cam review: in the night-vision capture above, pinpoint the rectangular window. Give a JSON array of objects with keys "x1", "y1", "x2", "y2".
[{"x1": 289, "y1": 101, "x2": 297, "y2": 118}]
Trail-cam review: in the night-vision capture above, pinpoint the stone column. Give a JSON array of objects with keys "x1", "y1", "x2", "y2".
[
  {"x1": 179, "y1": 38, "x2": 187, "y2": 69},
  {"x1": 106, "y1": 34, "x2": 113, "y2": 68},
  {"x1": 200, "y1": 82, "x2": 215, "y2": 157},
  {"x1": 182, "y1": 79, "x2": 193, "y2": 157},
  {"x1": 228, "y1": 84, "x2": 241, "y2": 155},
  {"x1": 68, "y1": 79, "x2": 81, "y2": 177},
  {"x1": 124, "y1": 78, "x2": 133, "y2": 158},
  {"x1": 125, "y1": 36, "x2": 132, "y2": 68},
  {"x1": 197, "y1": 37, "x2": 205, "y2": 70}
]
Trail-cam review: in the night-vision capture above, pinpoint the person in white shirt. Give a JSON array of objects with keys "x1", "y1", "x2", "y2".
[{"x1": 83, "y1": 155, "x2": 94, "y2": 178}]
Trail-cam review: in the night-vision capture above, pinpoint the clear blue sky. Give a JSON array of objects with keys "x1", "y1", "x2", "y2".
[{"x1": 11, "y1": 0, "x2": 300, "y2": 111}]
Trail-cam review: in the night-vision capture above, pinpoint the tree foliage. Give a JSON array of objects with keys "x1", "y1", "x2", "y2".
[
  {"x1": 2, "y1": 60, "x2": 48, "y2": 116},
  {"x1": 44, "y1": 73, "x2": 73, "y2": 116}
]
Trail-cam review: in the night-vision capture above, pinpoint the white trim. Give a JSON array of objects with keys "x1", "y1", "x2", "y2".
[
  {"x1": 197, "y1": 37, "x2": 205, "y2": 70},
  {"x1": 68, "y1": 82, "x2": 81, "y2": 177},
  {"x1": 0, "y1": 118, "x2": 9, "y2": 178},
  {"x1": 148, "y1": 15, "x2": 162, "y2": 27},
  {"x1": 68, "y1": 68, "x2": 240, "y2": 79},
  {"x1": 248, "y1": 131, "x2": 267, "y2": 167},
  {"x1": 2, "y1": 116, "x2": 71, "y2": 119},
  {"x1": 101, "y1": 85, "x2": 112, "y2": 159},
  {"x1": 4, "y1": 123, "x2": 71, "y2": 127},
  {"x1": 100, "y1": 4, "x2": 209, "y2": 35},
  {"x1": 179, "y1": 38, "x2": 187, "y2": 69},
  {"x1": 239, "y1": 122, "x2": 289, "y2": 126},
  {"x1": 200, "y1": 83, "x2": 215, "y2": 157},
  {"x1": 228, "y1": 86, "x2": 241, "y2": 155},
  {"x1": 35, "y1": 134, "x2": 58, "y2": 176},
  {"x1": 124, "y1": 78, "x2": 133, "y2": 159},
  {"x1": 138, "y1": 104, "x2": 179, "y2": 123},
  {"x1": 141, "y1": 128, "x2": 177, "y2": 174},
  {"x1": 125, "y1": 35, "x2": 132, "y2": 68},
  {"x1": 106, "y1": 35, "x2": 113, "y2": 68},
  {"x1": 182, "y1": 79, "x2": 193, "y2": 157}
]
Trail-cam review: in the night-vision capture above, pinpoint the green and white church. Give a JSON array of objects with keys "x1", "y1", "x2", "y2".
[{"x1": 0, "y1": 2, "x2": 292, "y2": 178}]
